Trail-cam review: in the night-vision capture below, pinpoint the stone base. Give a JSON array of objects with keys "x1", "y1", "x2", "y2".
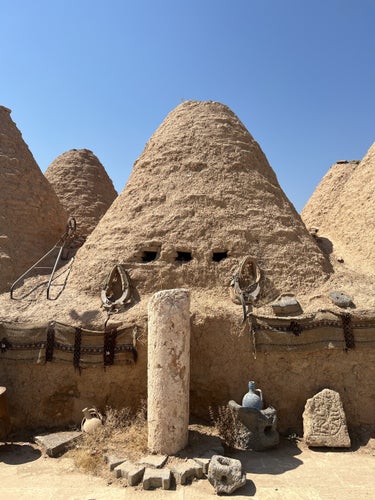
[
  {"x1": 228, "y1": 400, "x2": 279, "y2": 451},
  {"x1": 207, "y1": 455, "x2": 246, "y2": 495}
]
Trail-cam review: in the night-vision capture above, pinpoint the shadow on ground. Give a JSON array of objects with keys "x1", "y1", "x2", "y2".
[
  {"x1": 235, "y1": 479, "x2": 257, "y2": 496},
  {"x1": 230, "y1": 438, "x2": 303, "y2": 475},
  {"x1": 0, "y1": 443, "x2": 41, "y2": 465}
]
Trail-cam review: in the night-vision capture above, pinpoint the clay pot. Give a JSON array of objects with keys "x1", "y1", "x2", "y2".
[{"x1": 81, "y1": 407, "x2": 103, "y2": 434}]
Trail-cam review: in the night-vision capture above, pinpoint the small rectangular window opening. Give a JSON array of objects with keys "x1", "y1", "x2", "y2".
[
  {"x1": 212, "y1": 251, "x2": 228, "y2": 262},
  {"x1": 175, "y1": 251, "x2": 192, "y2": 262},
  {"x1": 141, "y1": 251, "x2": 158, "y2": 262}
]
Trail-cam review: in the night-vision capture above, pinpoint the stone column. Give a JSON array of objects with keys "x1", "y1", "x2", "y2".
[{"x1": 147, "y1": 289, "x2": 190, "y2": 455}]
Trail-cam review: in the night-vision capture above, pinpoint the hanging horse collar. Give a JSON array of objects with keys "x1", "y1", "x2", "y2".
[
  {"x1": 231, "y1": 256, "x2": 261, "y2": 322},
  {"x1": 101, "y1": 264, "x2": 132, "y2": 311}
]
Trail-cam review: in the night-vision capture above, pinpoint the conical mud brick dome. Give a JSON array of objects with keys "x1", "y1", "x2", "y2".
[
  {"x1": 0, "y1": 106, "x2": 67, "y2": 292},
  {"x1": 68, "y1": 100, "x2": 328, "y2": 301},
  {"x1": 302, "y1": 145, "x2": 375, "y2": 275},
  {"x1": 301, "y1": 160, "x2": 359, "y2": 231},
  {"x1": 45, "y1": 149, "x2": 117, "y2": 238}
]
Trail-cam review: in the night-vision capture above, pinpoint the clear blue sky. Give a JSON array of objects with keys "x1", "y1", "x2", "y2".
[{"x1": 1, "y1": 0, "x2": 374, "y2": 212}]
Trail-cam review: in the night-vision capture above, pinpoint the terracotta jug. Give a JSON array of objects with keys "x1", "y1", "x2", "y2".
[
  {"x1": 81, "y1": 407, "x2": 103, "y2": 434},
  {"x1": 242, "y1": 381, "x2": 263, "y2": 410}
]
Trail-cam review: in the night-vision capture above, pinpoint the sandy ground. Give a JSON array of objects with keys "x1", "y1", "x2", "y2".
[{"x1": 0, "y1": 438, "x2": 374, "y2": 500}]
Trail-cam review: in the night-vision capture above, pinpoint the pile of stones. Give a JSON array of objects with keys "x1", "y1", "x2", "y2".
[
  {"x1": 35, "y1": 431, "x2": 247, "y2": 494},
  {"x1": 106, "y1": 451, "x2": 246, "y2": 494}
]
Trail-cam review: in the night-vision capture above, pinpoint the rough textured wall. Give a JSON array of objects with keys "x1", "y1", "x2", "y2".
[
  {"x1": 302, "y1": 145, "x2": 375, "y2": 276},
  {"x1": 1, "y1": 313, "x2": 374, "y2": 436},
  {"x1": 0, "y1": 106, "x2": 67, "y2": 292},
  {"x1": 0, "y1": 344, "x2": 147, "y2": 430},
  {"x1": 301, "y1": 160, "x2": 358, "y2": 231},
  {"x1": 0, "y1": 100, "x2": 332, "y2": 329},
  {"x1": 189, "y1": 309, "x2": 375, "y2": 435},
  {"x1": 45, "y1": 149, "x2": 117, "y2": 237},
  {"x1": 66, "y1": 100, "x2": 329, "y2": 304},
  {"x1": 1, "y1": 100, "x2": 373, "y2": 438}
]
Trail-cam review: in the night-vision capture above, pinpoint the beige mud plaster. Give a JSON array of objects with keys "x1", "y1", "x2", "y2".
[
  {"x1": 147, "y1": 289, "x2": 190, "y2": 455},
  {"x1": 45, "y1": 148, "x2": 117, "y2": 238},
  {"x1": 303, "y1": 388, "x2": 351, "y2": 447},
  {"x1": 0, "y1": 105, "x2": 67, "y2": 292}
]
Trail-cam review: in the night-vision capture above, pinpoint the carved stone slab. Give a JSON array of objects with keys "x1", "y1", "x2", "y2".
[{"x1": 303, "y1": 389, "x2": 351, "y2": 447}]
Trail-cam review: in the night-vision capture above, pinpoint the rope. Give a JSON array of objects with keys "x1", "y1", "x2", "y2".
[
  {"x1": 341, "y1": 313, "x2": 355, "y2": 349},
  {"x1": 103, "y1": 328, "x2": 117, "y2": 366},
  {"x1": 248, "y1": 317, "x2": 257, "y2": 360},
  {"x1": 45, "y1": 322, "x2": 55, "y2": 362},
  {"x1": 0, "y1": 338, "x2": 11, "y2": 353},
  {"x1": 287, "y1": 321, "x2": 303, "y2": 336},
  {"x1": 73, "y1": 327, "x2": 82, "y2": 373},
  {"x1": 231, "y1": 256, "x2": 261, "y2": 322}
]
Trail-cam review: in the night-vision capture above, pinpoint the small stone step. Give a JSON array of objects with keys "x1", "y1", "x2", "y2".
[
  {"x1": 103, "y1": 453, "x2": 127, "y2": 471},
  {"x1": 34, "y1": 431, "x2": 82, "y2": 458},
  {"x1": 193, "y1": 456, "x2": 211, "y2": 474},
  {"x1": 143, "y1": 467, "x2": 171, "y2": 490},
  {"x1": 138, "y1": 454, "x2": 168, "y2": 468},
  {"x1": 114, "y1": 461, "x2": 145, "y2": 486},
  {"x1": 171, "y1": 459, "x2": 204, "y2": 485}
]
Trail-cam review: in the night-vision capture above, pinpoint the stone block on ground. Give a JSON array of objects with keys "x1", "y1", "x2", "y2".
[
  {"x1": 193, "y1": 456, "x2": 211, "y2": 474},
  {"x1": 34, "y1": 431, "x2": 82, "y2": 457},
  {"x1": 207, "y1": 455, "x2": 246, "y2": 495},
  {"x1": 171, "y1": 458, "x2": 204, "y2": 485},
  {"x1": 303, "y1": 388, "x2": 351, "y2": 448},
  {"x1": 228, "y1": 401, "x2": 279, "y2": 451},
  {"x1": 142, "y1": 467, "x2": 171, "y2": 490},
  {"x1": 138, "y1": 454, "x2": 168, "y2": 468},
  {"x1": 114, "y1": 461, "x2": 145, "y2": 485},
  {"x1": 103, "y1": 453, "x2": 127, "y2": 471}
]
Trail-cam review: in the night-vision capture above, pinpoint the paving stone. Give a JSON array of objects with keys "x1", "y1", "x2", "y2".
[
  {"x1": 142, "y1": 467, "x2": 171, "y2": 490},
  {"x1": 303, "y1": 388, "x2": 351, "y2": 448},
  {"x1": 138, "y1": 454, "x2": 168, "y2": 468},
  {"x1": 34, "y1": 431, "x2": 82, "y2": 457},
  {"x1": 103, "y1": 454, "x2": 127, "y2": 471},
  {"x1": 208, "y1": 455, "x2": 246, "y2": 495},
  {"x1": 171, "y1": 459, "x2": 204, "y2": 485},
  {"x1": 193, "y1": 456, "x2": 211, "y2": 474},
  {"x1": 114, "y1": 461, "x2": 145, "y2": 485}
]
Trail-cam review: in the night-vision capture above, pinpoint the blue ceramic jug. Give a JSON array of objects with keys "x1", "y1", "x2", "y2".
[{"x1": 242, "y1": 381, "x2": 263, "y2": 410}]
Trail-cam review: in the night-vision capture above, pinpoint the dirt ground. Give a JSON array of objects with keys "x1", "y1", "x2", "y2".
[{"x1": 1, "y1": 434, "x2": 374, "y2": 500}]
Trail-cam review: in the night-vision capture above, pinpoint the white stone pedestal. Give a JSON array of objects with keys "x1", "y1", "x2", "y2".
[{"x1": 147, "y1": 289, "x2": 190, "y2": 455}]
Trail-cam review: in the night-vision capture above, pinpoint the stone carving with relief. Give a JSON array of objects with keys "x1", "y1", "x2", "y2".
[{"x1": 303, "y1": 388, "x2": 351, "y2": 447}]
